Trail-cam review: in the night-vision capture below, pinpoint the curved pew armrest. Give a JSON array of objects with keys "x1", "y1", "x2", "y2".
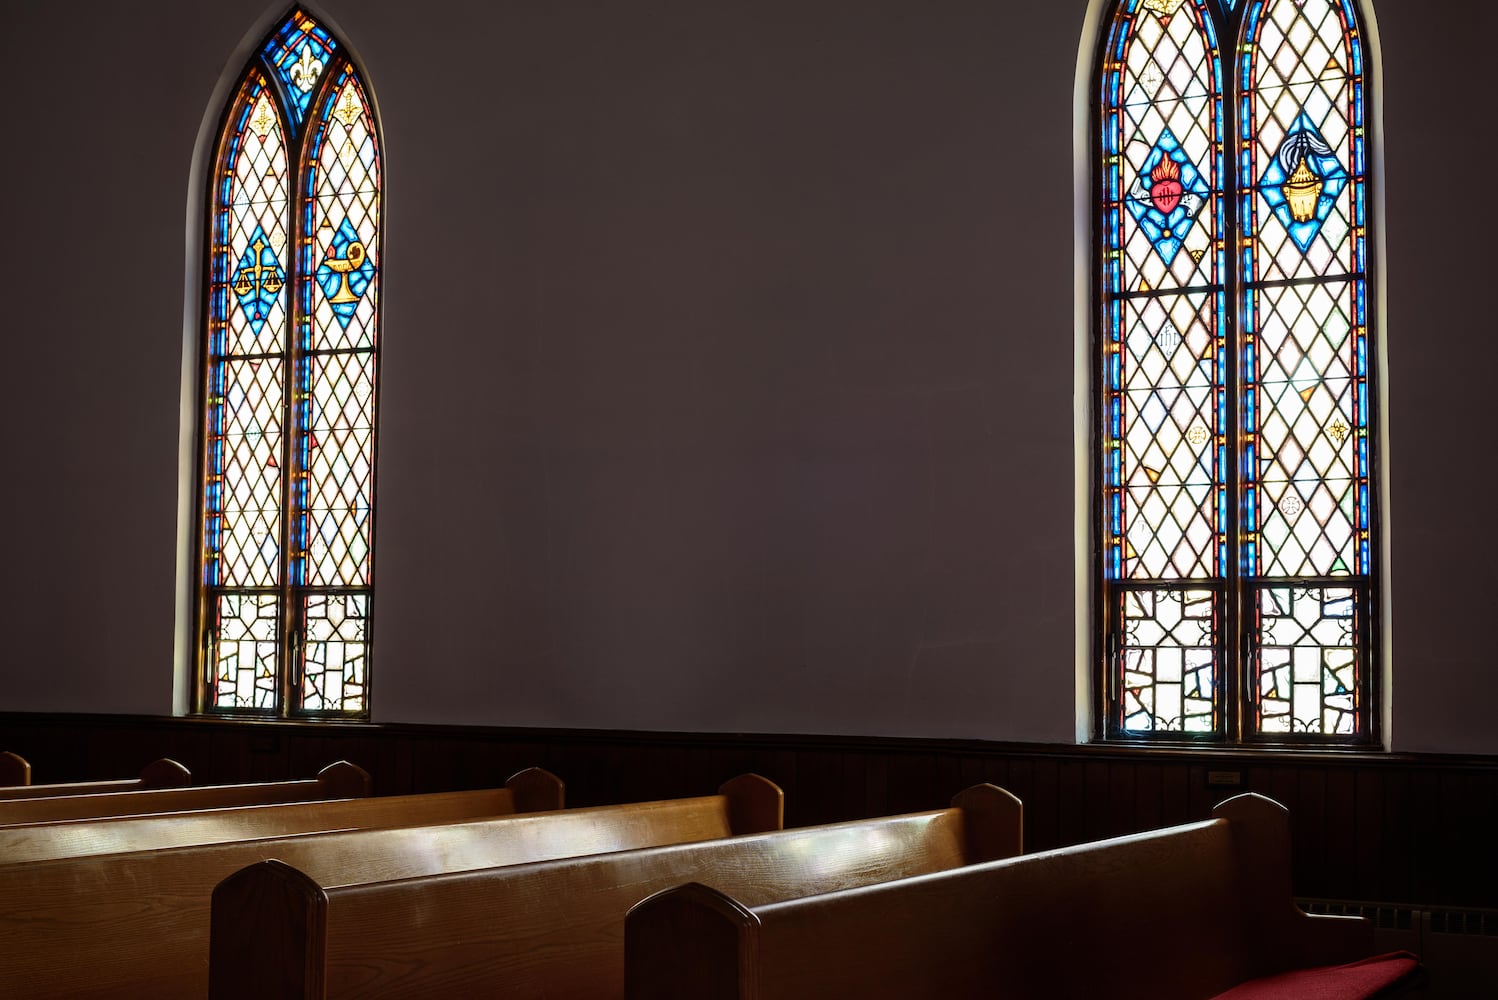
[
  {"x1": 1213, "y1": 792, "x2": 1375, "y2": 970},
  {"x1": 718, "y1": 774, "x2": 784, "y2": 834},
  {"x1": 314, "y1": 761, "x2": 372, "y2": 799},
  {"x1": 505, "y1": 766, "x2": 565, "y2": 812}
]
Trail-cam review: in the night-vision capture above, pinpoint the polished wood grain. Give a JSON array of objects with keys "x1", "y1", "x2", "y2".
[
  {"x1": 0, "y1": 774, "x2": 771, "y2": 999},
  {"x1": 625, "y1": 794, "x2": 1378, "y2": 1000},
  {"x1": 0, "y1": 760, "x2": 367, "y2": 826},
  {"x1": 0, "y1": 756, "x2": 188, "y2": 799},
  {"x1": 0, "y1": 767, "x2": 561, "y2": 865},
  {"x1": 208, "y1": 783, "x2": 1022, "y2": 1000},
  {"x1": 0, "y1": 750, "x2": 30, "y2": 787}
]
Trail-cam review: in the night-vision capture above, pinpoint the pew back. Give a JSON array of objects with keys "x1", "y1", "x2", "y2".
[
  {"x1": 208, "y1": 783, "x2": 1022, "y2": 1000},
  {"x1": 0, "y1": 757, "x2": 190, "y2": 800},
  {"x1": 625, "y1": 793, "x2": 1376, "y2": 1000},
  {"x1": 0, "y1": 774, "x2": 776, "y2": 1000},
  {"x1": 0, "y1": 760, "x2": 368, "y2": 826},
  {"x1": 0, "y1": 766, "x2": 562, "y2": 865}
]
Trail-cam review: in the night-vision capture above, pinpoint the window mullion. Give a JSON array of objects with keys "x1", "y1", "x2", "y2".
[
  {"x1": 279, "y1": 70, "x2": 309, "y2": 719},
  {"x1": 1222, "y1": 2, "x2": 1246, "y2": 743}
]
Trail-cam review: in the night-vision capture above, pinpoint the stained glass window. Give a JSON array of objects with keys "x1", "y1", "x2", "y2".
[
  {"x1": 198, "y1": 10, "x2": 381, "y2": 717},
  {"x1": 1095, "y1": 0, "x2": 1376, "y2": 743}
]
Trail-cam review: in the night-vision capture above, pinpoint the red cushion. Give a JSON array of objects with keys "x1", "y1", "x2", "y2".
[{"x1": 1209, "y1": 952, "x2": 1420, "y2": 1000}]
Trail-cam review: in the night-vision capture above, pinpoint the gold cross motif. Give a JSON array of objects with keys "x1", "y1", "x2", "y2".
[
  {"x1": 331, "y1": 83, "x2": 363, "y2": 127},
  {"x1": 248, "y1": 94, "x2": 277, "y2": 137}
]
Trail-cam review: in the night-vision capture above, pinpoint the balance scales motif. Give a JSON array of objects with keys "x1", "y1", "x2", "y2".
[
  {"x1": 232, "y1": 237, "x2": 284, "y2": 299},
  {"x1": 230, "y1": 225, "x2": 286, "y2": 334}
]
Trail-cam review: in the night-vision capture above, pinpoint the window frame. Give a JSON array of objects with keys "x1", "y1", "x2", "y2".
[
  {"x1": 192, "y1": 8, "x2": 384, "y2": 720},
  {"x1": 1089, "y1": 0, "x2": 1382, "y2": 747}
]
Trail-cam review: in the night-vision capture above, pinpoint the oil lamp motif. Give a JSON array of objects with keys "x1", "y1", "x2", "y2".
[{"x1": 1259, "y1": 114, "x2": 1348, "y2": 252}]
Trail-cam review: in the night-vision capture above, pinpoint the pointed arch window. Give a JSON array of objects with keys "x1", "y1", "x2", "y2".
[
  {"x1": 1095, "y1": 0, "x2": 1377, "y2": 743},
  {"x1": 197, "y1": 9, "x2": 382, "y2": 716}
]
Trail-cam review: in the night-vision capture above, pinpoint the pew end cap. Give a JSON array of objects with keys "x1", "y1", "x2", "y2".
[
  {"x1": 139, "y1": 758, "x2": 192, "y2": 789},
  {"x1": 718, "y1": 774, "x2": 784, "y2": 834},
  {"x1": 315, "y1": 760, "x2": 372, "y2": 799},
  {"x1": 0, "y1": 751, "x2": 31, "y2": 787},
  {"x1": 950, "y1": 782, "x2": 1023, "y2": 861},
  {"x1": 627, "y1": 883, "x2": 760, "y2": 1000},
  {"x1": 505, "y1": 766, "x2": 565, "y2": 812}
]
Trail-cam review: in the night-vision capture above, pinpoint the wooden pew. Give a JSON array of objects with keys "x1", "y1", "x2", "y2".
[
  {"x1": 0, "y1": 751, "x2": 30, "y2": 787},
  {"x1": 0, "y1": 756, "x2": 190, "y2": 799},
  {"x1": 625, "y1": 792, "x2": 1421, "y2": 1000},
  {"x1": 0, "y1": 759, "x2": 367, "y2": 827},
  {"x1": 207, "y1": 783, "x2": 1022, "y2": 1000},
  {"x1": 0, "y1": 774, "x2": 779, "y2": 1000},
  {"x1": 0, "y1": 765, "x2": 563, "y2": 865}
]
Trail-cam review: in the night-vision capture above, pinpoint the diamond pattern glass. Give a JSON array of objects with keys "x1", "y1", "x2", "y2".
[
  {"x1": 305, "y1": 354, "x2": 375, "y2": 586},
  {"x1": 1250, "y1": 280, "x2": 1357, "y2": 578},
  {"x1": 214, "y1": 359, "x2": 284, "y2": 587},
  {"x1": 1119, "y1": 291, "x2": 1222, "y2": 581},
  {"x1": 207, "y1": 76, "x2": 288, "y2": 592}
]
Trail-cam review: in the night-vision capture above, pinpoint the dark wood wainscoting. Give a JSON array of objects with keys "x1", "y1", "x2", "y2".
[{"x1": 2, "y1": 713, "x2": 1494, "y2": 908}]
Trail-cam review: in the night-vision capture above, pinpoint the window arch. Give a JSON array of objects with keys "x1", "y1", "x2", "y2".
[
  {"x1": 196, "y1": 9, "x2": 382, "y2": 717},
  {"x1": 1094, "y1": 0, "x2": 1376, "y2": 743}
]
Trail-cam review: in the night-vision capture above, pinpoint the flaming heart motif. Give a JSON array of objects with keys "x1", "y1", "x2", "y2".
[{"x1": 1150, "y1": 157, "x2": 1183, "y2": 215}]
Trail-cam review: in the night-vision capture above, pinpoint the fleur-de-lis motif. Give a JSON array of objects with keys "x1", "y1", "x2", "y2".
[{"x1": 291, "y1": 44, "x2": 323, "y2": 93}]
